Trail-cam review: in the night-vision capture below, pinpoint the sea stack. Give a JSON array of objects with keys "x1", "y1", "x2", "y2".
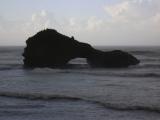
[{"x1": 23, "y1": 29, "x2": 140, "y2": 68}]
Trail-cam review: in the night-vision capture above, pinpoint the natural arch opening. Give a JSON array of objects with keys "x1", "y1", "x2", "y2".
[{"x1": 68, "y1": 58, "x2": 89, "y2": 68}]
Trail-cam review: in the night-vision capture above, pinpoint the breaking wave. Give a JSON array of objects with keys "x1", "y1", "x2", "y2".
[{"x1": 0, "y1": 91, "x2": 160, "y2": 113}]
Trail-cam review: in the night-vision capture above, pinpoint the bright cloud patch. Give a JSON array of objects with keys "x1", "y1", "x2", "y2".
[
  {"x1": 0, "y1": 0, "x2": 160, "y2": 46},
  {"x1": 101, "y1": 0, "x2": 160, "y2": 45}
]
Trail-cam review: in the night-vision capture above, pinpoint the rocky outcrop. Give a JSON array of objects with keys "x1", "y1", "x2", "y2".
[
  {"x1": 23, "y1": 29, "x2": 140, "y2": 68},
  {"x1": 87, "y1": 50, "x2": 140, "y2": 68}
]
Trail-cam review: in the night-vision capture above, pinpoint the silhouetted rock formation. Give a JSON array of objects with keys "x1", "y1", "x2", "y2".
[
  {"x1": 23, "y1": 29, "x2": 94, "y2": 68},
  {"x1": 23, "y1": 29, "x2": 140, "y2": 68},
  {"x1": 87, "y1": 50, "x2": 140, "y2": 68}
]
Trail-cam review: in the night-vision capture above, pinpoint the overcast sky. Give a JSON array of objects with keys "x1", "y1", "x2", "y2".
[{"x1": 0, "y1": 0, "x2": 160, "y2": 46}]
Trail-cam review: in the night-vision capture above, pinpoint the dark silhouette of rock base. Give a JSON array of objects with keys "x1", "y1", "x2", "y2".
[
  {"x1": 23, "y1": 29, "x2": 140, "y2": 68},
  {"x1": 87, "y1": 50, "x2": 140, "y2": 68}
]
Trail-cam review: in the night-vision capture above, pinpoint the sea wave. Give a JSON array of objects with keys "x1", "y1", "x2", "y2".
[
  {"x1": 139, "y1": 64, "x2": 160, "y2": 69},
  {"x1": 129, "y1": 50, "x2": 160, "y2": 55},
  {"x1": 130, "y1": 50, "x2": 153, "y2": 54},
  {"x1": 0, "y1": 64, "x2": 22, "y2": 70},
  {"x1": 29, "y1": 67, "x2": 160, "y2": 78},
  {"x1": 110, "y1": 72, "x2": 160, "y2": 78},
  {"x1": 0, "y1": 91, "x2": 160, "y2": 113},
  {"x1": 60, "y1": 70, "x2": 160, "y2": 78}
]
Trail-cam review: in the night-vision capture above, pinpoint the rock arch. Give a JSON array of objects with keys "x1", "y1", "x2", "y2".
[{"x1": 23, "y1": 29, "x2": 140, "y2": 68}]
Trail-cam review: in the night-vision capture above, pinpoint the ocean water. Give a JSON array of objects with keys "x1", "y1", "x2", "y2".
[{"x1": 0, "y1": 46, "x2": 160, "y2": 120}]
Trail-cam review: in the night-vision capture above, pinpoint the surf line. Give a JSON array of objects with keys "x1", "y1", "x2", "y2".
[{"x1": 0, "y1": 91, "x2": 160, "y2": 113}]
